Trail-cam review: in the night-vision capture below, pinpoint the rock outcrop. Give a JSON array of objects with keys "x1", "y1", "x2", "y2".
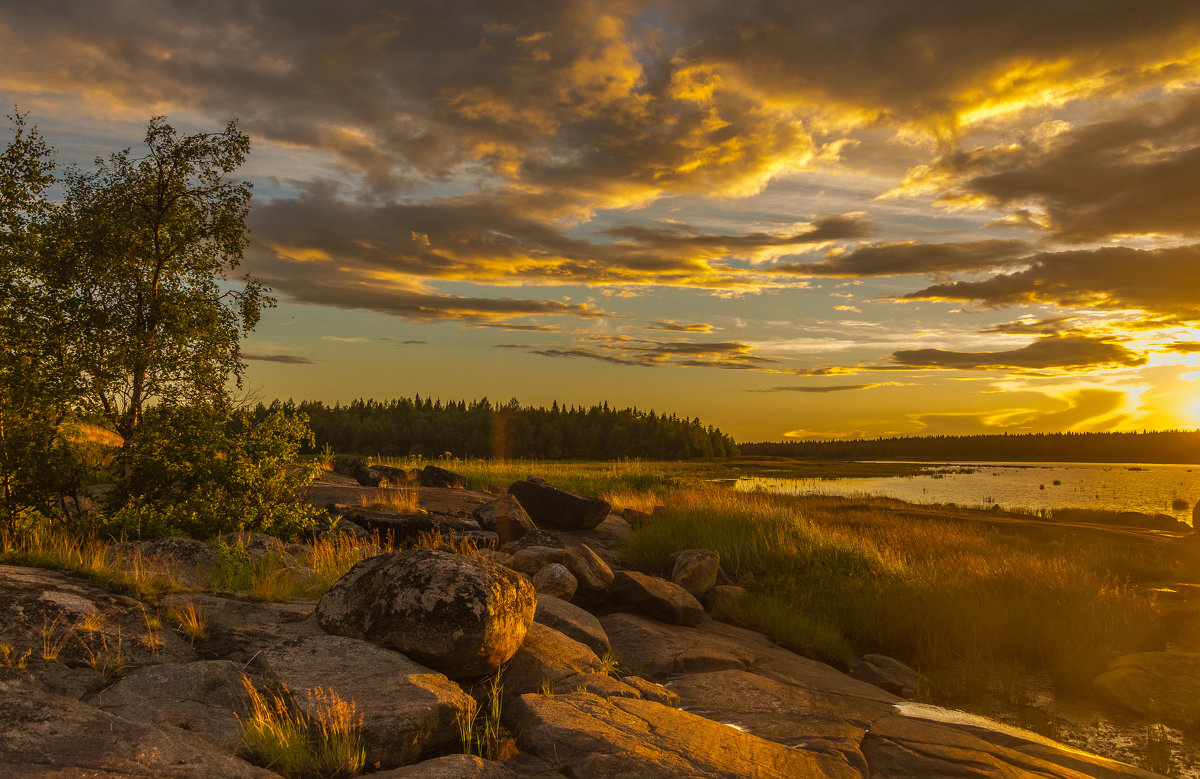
[
  {"x1": 504, "y1": 689, "x2": 861, "y2": 778},
  {"x1": 0, "y1": 674, "x2": 274, "y2": 778},
  {"x1": 316, "y1": 548, "x2": 536, "y2": 677}
]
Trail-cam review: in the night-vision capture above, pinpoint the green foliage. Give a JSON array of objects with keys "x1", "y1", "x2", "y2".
[
  {"x1": 57, "y1": 117, "x2": 266, "y2": 446},
  {"x1": 106, "y1": 406, "x2": 320, "y2": 539},
  {"x1": 0, "y1": 112, "x2": 94, "y2": 526}
]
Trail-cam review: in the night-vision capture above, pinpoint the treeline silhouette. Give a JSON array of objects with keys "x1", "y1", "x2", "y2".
[
  {"x1": 741, "y1": 430, "x2": 1200, "y2": 464},
  {"x1": 257, "y1": 397, "x2": 739, "y2": 459}
]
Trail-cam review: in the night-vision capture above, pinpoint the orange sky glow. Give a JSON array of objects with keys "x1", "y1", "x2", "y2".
[{"x1": 3, "y1": 1, "x2": 1199, "y2": 441}]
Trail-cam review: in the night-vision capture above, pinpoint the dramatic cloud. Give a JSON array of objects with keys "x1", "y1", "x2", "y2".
[
  {"x1": 246, "y1": 189, "x2": 862, "y2": 297},
  {"x1": 645, "y1": 320, "x2": 714, "y2": 333},
  {"x1": 1167, "y1": 341, "x2": 1200, "y2": 354},
  {"x1": 533, "y1": 336, "x2": 777, "y2": 371},
  {"x1": 980, "y1": 317, "x2": 1077, "y2": 335},
  {"x1": 895, "y1": 92, "x2": 1200, "y2": 241},
  {"x1": 899, "y1": 245, "x2": 1200, "y2": 322},
  {"x1": 890, "y1": 335, "x2": 1146, "y2": 371},
  {"x1": 243, "y1": 353, "x2": 315, "y2": 365},
  {"x1": 5, "y1": 1, "x2": 1200, "y2": 437},
  {"x1": 773, "y1": 239, "x2": 1031, "y2": 278},
  {"x1": 750, "y1": 383, "x2": 894, "y2": 393}
]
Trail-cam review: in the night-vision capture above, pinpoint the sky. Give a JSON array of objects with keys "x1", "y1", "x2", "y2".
[{"x1": 3, "y1": 0, "x2": 1200, "y2": 442}]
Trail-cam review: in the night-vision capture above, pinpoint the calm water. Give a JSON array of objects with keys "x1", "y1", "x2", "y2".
[{"x1": 735, "y1": 461, "x2": 1200, "y2": 524}]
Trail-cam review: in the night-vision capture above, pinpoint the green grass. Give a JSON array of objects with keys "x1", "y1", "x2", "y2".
[{"x1": 627, "y1": 485, "x2": 1170, "y2": 696}]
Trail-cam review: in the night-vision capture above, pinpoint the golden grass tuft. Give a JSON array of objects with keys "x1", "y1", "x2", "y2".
[
  {"x1": 358, "y1": 486, "x2": 420, "y2": 514},
  {"x1": 237, "y1": 675, "x2": 364, "y2": 779},
  {"x1": 171, "y1": 600, "x2": 209, "y2": 643}
]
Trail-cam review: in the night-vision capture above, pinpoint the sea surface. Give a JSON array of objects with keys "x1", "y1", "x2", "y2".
[{"x1": 734, "y1": 461, "x2": 1200, "y2": 525}]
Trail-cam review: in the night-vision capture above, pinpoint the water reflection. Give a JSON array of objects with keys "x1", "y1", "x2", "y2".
[{"x1": 734, "y1": 461, "x2": 1200, "y2": 523}]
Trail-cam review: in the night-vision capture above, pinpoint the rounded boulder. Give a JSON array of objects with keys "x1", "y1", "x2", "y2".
[{"x1": 316, "y1": 548, "x2": 536, "y2": 678}]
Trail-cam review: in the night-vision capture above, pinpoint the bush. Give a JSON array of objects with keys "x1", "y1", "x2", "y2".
[{"x1": 106, "y1": 406, "x2": 321, "y2": 539}]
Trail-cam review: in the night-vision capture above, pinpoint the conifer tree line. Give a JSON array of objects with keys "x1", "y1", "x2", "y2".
[
  {"x1": 741, "y1": 430, "x2": 1200, "y2": 464},
  {"x1": 257, "y1": 397, "x2": 740, "y2": 460}
]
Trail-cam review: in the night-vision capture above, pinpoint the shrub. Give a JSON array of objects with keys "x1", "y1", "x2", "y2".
[{"x1": 106, "y1": 405, "x2": 321, "y2": 540}]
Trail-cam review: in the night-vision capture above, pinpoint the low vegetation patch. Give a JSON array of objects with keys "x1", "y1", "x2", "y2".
[{"x1": 627, "y1": 485, "x2": 1167, "y2": 697}]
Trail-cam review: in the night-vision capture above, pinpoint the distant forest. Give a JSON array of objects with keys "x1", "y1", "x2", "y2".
[
  {"x1": 740, "y1": 430, "x2": 1200, "y2": 464},
  {"x1": 257, "y1": 397, "x2": 739, "y2": 459}
]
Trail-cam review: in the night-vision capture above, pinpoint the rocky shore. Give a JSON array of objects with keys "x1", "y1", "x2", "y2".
[{"x1": 0, "y1": 470, "x2": 1176, "y2": 777}]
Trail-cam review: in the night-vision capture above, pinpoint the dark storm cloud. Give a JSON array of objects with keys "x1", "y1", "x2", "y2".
[
  {"x1": 772, "y1": 239, "x2": 1031, "y2": 278},
  {"x1": 242, "y1": 353, "x2": 315, "y2": 365},
  {"x1": 898, "y1": 245, "x2": 1200, "y2": 322},
  {"x1": 670, "y1": 0, "x2": 1200, "y2": 129},
  {"x1": 905, "y1": 92, "x2": 1200, "y2": 241},
  {"x1": 890, "y1": 335, "x2": 1146, "y2": 371}
]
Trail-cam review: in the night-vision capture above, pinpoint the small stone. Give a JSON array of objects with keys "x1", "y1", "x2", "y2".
[
  {"x1": 532, "y1": 563, "x2": 577, "y2": 601},
  {"x1": 670, "y1": 549, "x2": 721, "y2": 599}
]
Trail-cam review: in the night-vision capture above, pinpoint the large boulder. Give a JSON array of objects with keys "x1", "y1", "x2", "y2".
[
  {"x1": 507, "y1": 478, "x2": 611, "y2": 530},
  {"x1": 503, "y1": 690, "x2": 859, "y2": 778},
  {"x1": 534, "y1": 594, "x2": 611, "y2": 657},
  {"x1": 611, "y1": 570, "x2": 705, "y2": 626},
  {"x1": 316, "y1": 549, "x2": 536, "y2": 678},
  {"x1": 670, "y1": 549, "x2": 721, "y2": 599},
  {"x1": 421, "y1": 465, "x2": 467, "y2": 489},
  {"x1": 473, "y1": 494, "x2": 536, "y2": 545},
  {"x1": 258, "y1": 634, "x2": 474, "y2": 769}
]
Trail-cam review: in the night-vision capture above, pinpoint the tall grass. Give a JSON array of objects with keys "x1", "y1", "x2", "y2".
[
  {"x1": 627, "y1": 485, "x2": 1162, "y2": 695},
  {"x1": 237, "y1": 675, "x2": 365, "y2": 779}
]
